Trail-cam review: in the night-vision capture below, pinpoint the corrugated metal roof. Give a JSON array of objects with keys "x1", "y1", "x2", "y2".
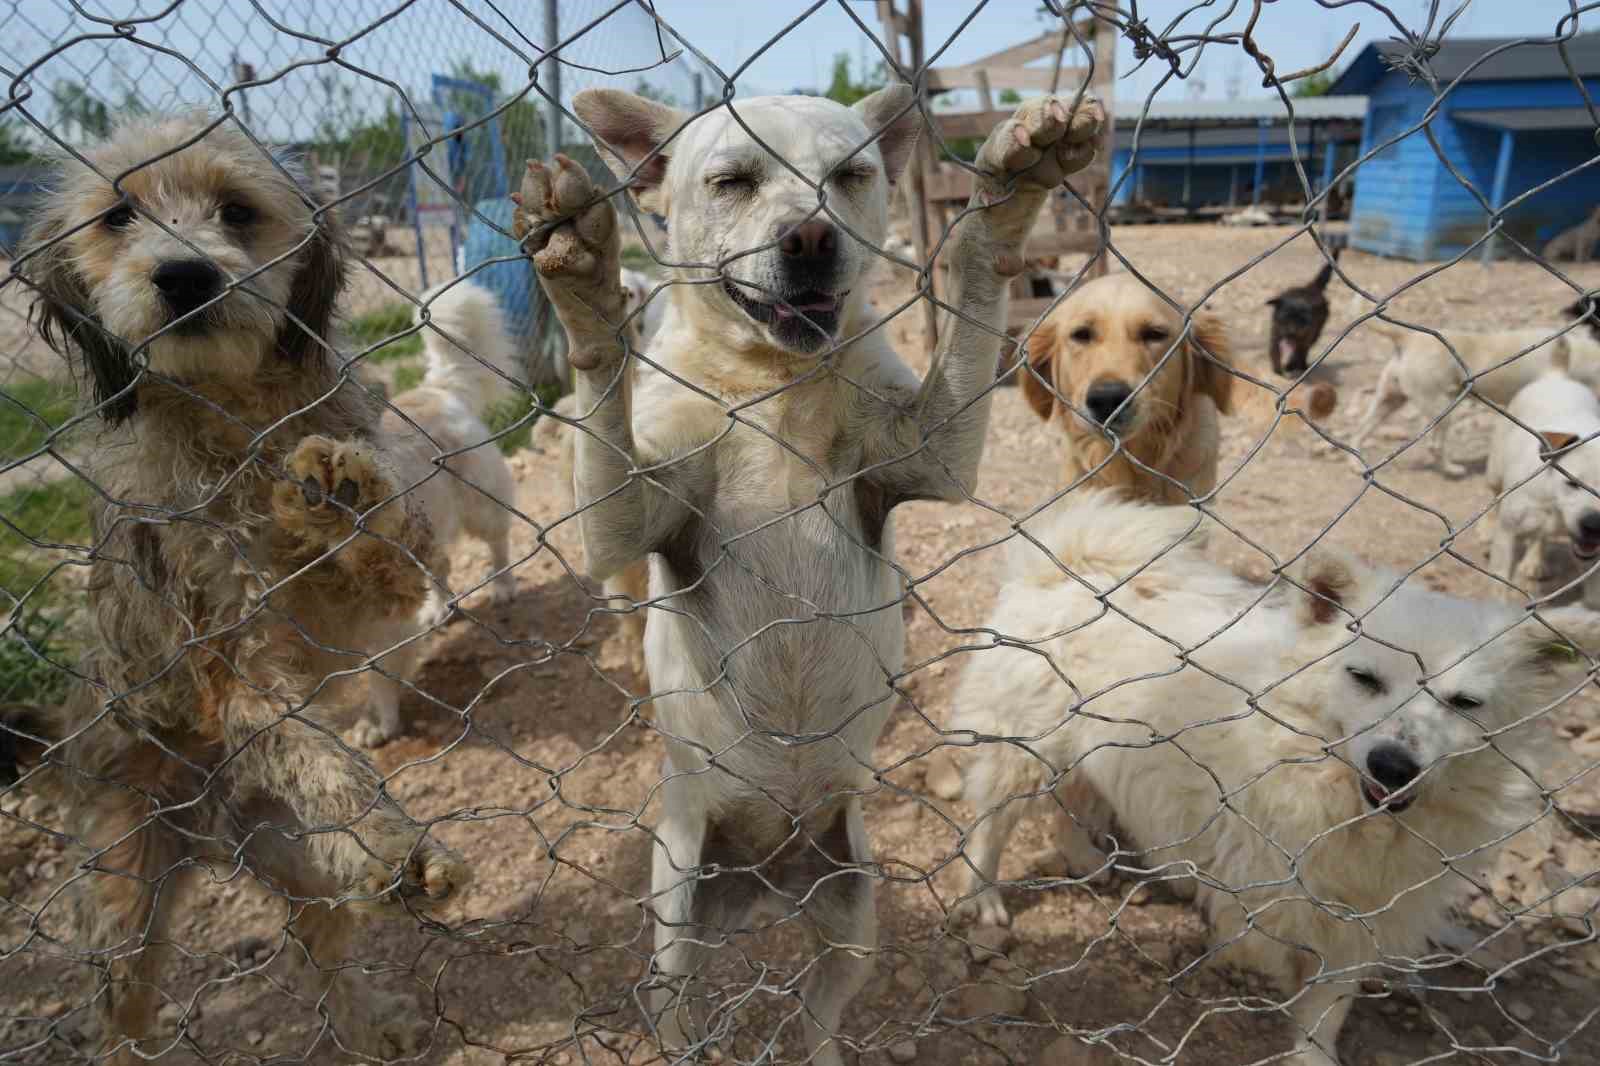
[
  {"x1": 1118, "y1": 123, "x2": 1358, "y2": 151},
  {"x1": 1112, "y1": 96, "x2": 1368, "y2": 124},
  {"x1": 1330, "y1": 33, "x2": 1600, "y2": 94},
  {"x1": 1452, "y1": 106, "x2": 1600, "y2": 131}
]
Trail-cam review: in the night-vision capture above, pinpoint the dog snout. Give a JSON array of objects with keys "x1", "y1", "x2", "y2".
[
  {"x1": 1084, "y1": 381, "x2": 1134, "y2": 426},
  {"x1": 1580, "y1": 511, "x2": 1600, "y2": 539},
  {"x1": 1365, "y1": 743, "x2": 1421, "y2": 792},
  {"x1": 775, "y1": 219, "x2": 837, "y2": 263},
  {"x1": 152, "y1": 259, "x2": 223, "y2": 317}
]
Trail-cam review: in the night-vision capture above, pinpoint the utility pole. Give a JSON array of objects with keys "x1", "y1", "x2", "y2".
[{"x1": 544, "y1": 0, "x2": 561, "y2": 155}]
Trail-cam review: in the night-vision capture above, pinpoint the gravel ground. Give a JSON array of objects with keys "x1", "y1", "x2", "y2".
[{"x1": 5, "y1": 224, "x2": 1600, "y2": 1066}]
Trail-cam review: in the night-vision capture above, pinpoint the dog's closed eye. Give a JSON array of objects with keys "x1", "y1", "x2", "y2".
[
  {"x1": 1445, "y1": 693, "x2": 1482, "y2": 711},
  {"x1": 709, "y1": 171, "x2": 757, "y2": 194},
  {"x1": 1139, "y1": 324, "x2": 1170, "y2": 343},
  {"x1": 1346, "y1": 665, "x2": 1386, "y2": 694},
  {"x1": 104, "y1": 203, "x2": 136, "y2": 230}
]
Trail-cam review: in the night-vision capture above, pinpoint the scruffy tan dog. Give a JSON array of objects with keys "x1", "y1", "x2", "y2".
[
  {"x1": 1020, "y1": 272, "x2": 1236, "y2": 503},
  {"x1": 8, "y1": 113, "x2": 468, "y2": 1062},
  {"x1": 516, "y1": 86, "x2": 1102, "y2": 1062}
]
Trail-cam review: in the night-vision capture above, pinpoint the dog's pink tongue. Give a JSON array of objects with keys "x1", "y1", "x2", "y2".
[
  {"x1": 1278, "y1": 337, "x2": 1294, "y2": 362},
  {"x1": 777, "y1": 295, "x2": 838, "y2": 318}
]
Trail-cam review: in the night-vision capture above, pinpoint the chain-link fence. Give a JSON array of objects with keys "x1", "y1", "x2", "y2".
[{"x1": 5, "y1": 2, "x2": 1600, "y2": 1065}]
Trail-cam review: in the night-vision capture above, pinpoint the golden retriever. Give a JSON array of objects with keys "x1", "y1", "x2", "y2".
[{"x1": 1019, "y1": 272, "x2": 1236, "y2": 503}]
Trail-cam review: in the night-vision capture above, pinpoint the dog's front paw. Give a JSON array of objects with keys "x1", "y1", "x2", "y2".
[
  {"x1": 974, "y1": 93, "x2": 1104, "y2": 208},
  {"x1": 512, "y1": 155, "x2": 625, "y2": 368},
  {"x1": 952, "y1": 887, "x2": 1012, "y2": 929},
  {"x1": 275, "y1": 435, "x2": 406, "y2": 545},
  {"x1": 352, "y1": 833, "x2": 471, "y2": 909}
]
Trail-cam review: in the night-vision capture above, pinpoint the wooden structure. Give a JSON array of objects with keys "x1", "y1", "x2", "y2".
[{"x1": 877, "y1": 3, "x2": 1115, "y2": 344}]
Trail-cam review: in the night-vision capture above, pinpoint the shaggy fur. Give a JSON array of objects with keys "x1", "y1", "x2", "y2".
[
  {"x1": 8, "y1": 113, "x2": 469, "y2": 1063},
  {"x1": 515, "y1": 86, "x2": 1103, "y2": 1062},
  {"x1": 1349, "y1": 298, "x2": 1600, "y2": 474},
  {"x1": 1486, "y1": 369, "x2": 1600, "y2": 605},
  {"x1": 1020, "y1": 272, "x2": 1236, "y2": 503},
  {"x1": 948, "y1": 489, "x2": 1596, "y2": 1065},
  {"x1": 1267, "y1": 245, "x2": 1341, "y2": 376}
]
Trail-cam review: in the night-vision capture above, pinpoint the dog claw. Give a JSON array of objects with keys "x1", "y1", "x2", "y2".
[
  {"x1": 334, "y1": 478, "x2": 360, "y2": 508},
  {"x1": 301, "y1": 476, "x2": 324, "y2": 506}
]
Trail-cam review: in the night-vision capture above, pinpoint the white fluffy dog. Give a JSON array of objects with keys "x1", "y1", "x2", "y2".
[
  {"x1": 1486, "y1": 369, "x2": 1600, "y2": 607},
  {"x1": 948, "y1": 489, "x2": 1597, "y2": 1064},
  {"x1": 354, "y1": 278, "x2": 522, "y2": 746}
]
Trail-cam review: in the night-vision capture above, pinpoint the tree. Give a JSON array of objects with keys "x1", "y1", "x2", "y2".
[
  {"x1": 50, "y1": 81, "x2": 109, "y2": 143},
  {"x1": 633, "y1": 79, "x2": 679, "y2": 107},
  {"x1": 1292, "y1": 72, "x2": 1334, "y2": 97},
  {"x1": 999, "y1": 88, "x2": 1023, "y2": 105},
  {"x1": 824, "y1": 52, "x2": 886, "y2": 106},
  {"x1": 0, "y1": 119, "x2": 35, "y2": 164}
]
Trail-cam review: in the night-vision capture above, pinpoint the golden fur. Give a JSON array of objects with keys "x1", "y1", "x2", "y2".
[
  {"x1": 1020, "y1": 272, "x2": 1236, "y2": 502},
  {"x1": 11, "y1": 113, "x2": 468, "y2": 1062}
]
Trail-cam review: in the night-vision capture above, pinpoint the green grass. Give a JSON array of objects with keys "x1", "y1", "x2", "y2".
[
  {"x1": 0, "y1": 379, "x2": 78, "y2": 462},
  {"x1": 486, "y1": 381, "x2": 561, "y2": 456},
  {"x1": 391, "y1": 362, "x2": 424, "y2": 394},
  {"x1": 0, "y1": 476, "x2": 94, "y2": 705},
  {"x1": 620, "y1": 246, "x2": 656, "y2": 271},
  {"x1": 349, "y1": 304, "x2": 425, "y2": 363}
]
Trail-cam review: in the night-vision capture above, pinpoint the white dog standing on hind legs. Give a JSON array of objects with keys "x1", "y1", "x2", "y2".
[{"x1": 514, "y1": 84, "x2": 1103, "y2": 1062}]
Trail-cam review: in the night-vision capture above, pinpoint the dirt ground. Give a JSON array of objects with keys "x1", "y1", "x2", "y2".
[{"x1": 7, "y1": 223, "x2": 1600, "y2": 1065}]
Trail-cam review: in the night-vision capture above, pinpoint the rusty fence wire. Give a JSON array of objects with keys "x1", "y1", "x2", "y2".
[{"x1": 4, "y1": 2, "x2": 1600, "y2": 1066}]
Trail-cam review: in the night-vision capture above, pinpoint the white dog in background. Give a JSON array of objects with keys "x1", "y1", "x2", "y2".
[
  {"x1": 516, "y1": 81, "x2": 1103, "y2": 1062},
  {"x1": 354, "y1": 278, "x2": 522, "y2": 747},
  {"x1": 1486, "y1": 369, "x2": 1600, "y2": 606},
  {"x1": 948, "y1": 489, "x2": 1596, "y2": 1065},
  {"x1": 1348, "y1": 302, "x2": 1600, "y2": 473}
]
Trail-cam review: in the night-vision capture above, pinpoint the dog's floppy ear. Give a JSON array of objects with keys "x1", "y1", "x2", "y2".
[
  {"x1": 852, "y1": 84, "x2": 922, "y2": 186},
  {"x1": 1265, "y1": 296, "x2": 1281, "y2": 308},
  {"x1": 22, "y1": 209, "x2": 140, "y2": 425},
  {"x1": 1186, "y1": 310, "x2": 1236, "y2": 416},
  {"x1": 1019, "y1": 323, "x2": 1060, "y2": 422},
  {"x1": 1502, "y1": 605, "x2": 1600, "y2": 701},
  {"x1": 276, "y1": 206, "x2": 347, "y2": 365},
  {"x1": 573, "y1": 89, "x2": 688, "y2": 215},
  {"x1": 1283, "y1": 550, "x2": 1363, "y2": 627}
]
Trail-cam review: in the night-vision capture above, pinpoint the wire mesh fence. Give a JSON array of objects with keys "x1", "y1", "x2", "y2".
[{"x1": 4, "y1": 2, "x2": 1600, "y2": 1065}]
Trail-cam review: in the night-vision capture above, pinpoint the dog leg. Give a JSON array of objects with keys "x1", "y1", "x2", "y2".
[
  {"x1": 1490, "y1": 522, "x2": 1529, "y2": 603},
  {"x1": 221, "y1": 667, "x2": 467, "y2": 906},
  {"x1": 796, "y1": 802, "x2": 876, "y2": 1066},
  {"x1": 647, "y1": 784, "x2": 718, "y2": 1055},
  {"x1": 952, "y1": 745, "x2": 1048, "y2": 928},
  {"x1": 1283, "y1": 973, "x2": 1353, "y2": 1066},
  {"x1": 864, "y1": 94, "x2": 1105, "y2": 500},
  {"x1": 607, "y1": 560, "x2": 650, "y2": 678},
  {"x1": 83, "y1": 812, "x2": 186, "y2": 1066},
  {"x1": 1428, "y1": 414, "x2": 1467, "y2": 477},
  {"x1": 1349, "y1": 361, "x2": 1406, "y2": 457},
  {"x1": 513, "y1": 156, "x2": 691, "y2": 580}
]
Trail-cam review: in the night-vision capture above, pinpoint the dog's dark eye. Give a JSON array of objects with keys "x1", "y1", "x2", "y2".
[
  {"x1": 710, "y1": 175, "x2": 754, "y2": 194},
  {"x1": 1069, "y1": 326, "x2": 1093, "y2": 343},
  {"x1": 1345, "y1": 666, "x2": 1385, "y2": 693},
  {"x1": 1140, "y1": 326, "x2": 1170, "y2": 343},
  {"x1": 104, "y1": 204, "x2": 135, "y2": 229},
  {"x1": 220, "y1": 202, "x2": 257, "y2": 226},
  {"x1": 1446, "y1": 693, "x2": 1482, "y2": 711}
]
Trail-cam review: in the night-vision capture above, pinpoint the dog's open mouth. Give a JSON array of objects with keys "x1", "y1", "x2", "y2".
[
  {"x1": 1575, "y1": 535, "x2": 1600, "y2": 562},
  {"x1": 723, "y1": 281, "x2": 848, "y2": 344},
  {"x1": 1361, "y1": 779, "x2": 1416, "y2": 813}
]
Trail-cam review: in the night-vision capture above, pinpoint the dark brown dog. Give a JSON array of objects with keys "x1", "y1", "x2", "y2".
[{"x1": 1267, "y1": 243, "x2": 1342, "y2": 376}]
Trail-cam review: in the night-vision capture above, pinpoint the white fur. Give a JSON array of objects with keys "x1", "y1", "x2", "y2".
[
  {"x1": 1486, "y1": 370, "x2": 1600, "y2": 607},
  {"x1": 1349, "y1": 305, "x2": 1600, "y2": 473},
  {"x1": 352, "y1": 279, "x2": 522, "y2": 748},
  {"x1": 950, "y1": 489, "x2": 1596, "y2": 1064}
]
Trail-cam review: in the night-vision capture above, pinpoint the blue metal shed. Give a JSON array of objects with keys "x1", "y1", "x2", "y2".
[
  {"x1": 1109, "y1": 97, "x2": 1368, "y2": 214},
  {"x1": 1327, "y1": 33, "x2": 1600, "y2": 260},
  {"x1": 0, "y1": 165, "x2": 48, "y2": 253}
]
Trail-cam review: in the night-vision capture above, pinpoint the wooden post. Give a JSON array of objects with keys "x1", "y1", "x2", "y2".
[{"x1": 880, "y1": 0, "x2": 939, "y2": 350}]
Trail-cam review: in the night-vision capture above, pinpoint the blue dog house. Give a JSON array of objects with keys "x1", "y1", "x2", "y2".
[{"x1": 1328, "y1": 33, "x2": 1600, "y2": 260}]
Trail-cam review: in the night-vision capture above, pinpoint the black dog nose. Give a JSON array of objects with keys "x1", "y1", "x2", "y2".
[
  {"x1": 152, "y1": 259, "x2": 222, "y2": 315},
  {"x1": 1581, "y1": 511, "x2": 1600, "y2": 539},
  {"x1": 775, "y1": 219, "x2": 837, "y2": 260},
  {"x1": 1085, "y1": 381, "x2": 1134, "y2": 425},
  {"x1": 1366, "y1": 744, "x2": 1421, "y2": 792}
]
